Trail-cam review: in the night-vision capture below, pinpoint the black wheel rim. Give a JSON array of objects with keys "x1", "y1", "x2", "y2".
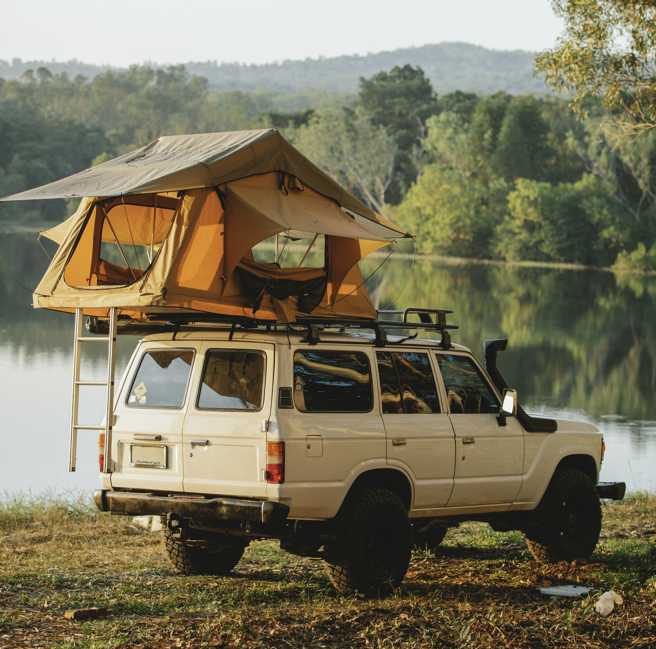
[
  {"x1": 363, "y1": 518, "x2": 403, "y2": 582},
  {"x1": 558, "y1": 488, "x2": 593, "y2": 551}
]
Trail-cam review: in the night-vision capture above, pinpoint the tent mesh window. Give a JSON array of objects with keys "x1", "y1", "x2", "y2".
[{"x1": 64, "y1": 196, "x2": 179, "y2": 288}]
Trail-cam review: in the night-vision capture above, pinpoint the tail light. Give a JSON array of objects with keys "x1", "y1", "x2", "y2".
[
  {"x1": 601, "y1": 437, "x2": 606, "y2": 464},
  {"x1": 98, "y1": 433, "x2": 105, "y2": 473},
  {"x1": 266, "y1": 441, "x2": 285, "y2": 484}
]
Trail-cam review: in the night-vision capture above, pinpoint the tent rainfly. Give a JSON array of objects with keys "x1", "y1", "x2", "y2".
[{"x1": 0, "y1": 129, "x2": 410, "y2": 323}]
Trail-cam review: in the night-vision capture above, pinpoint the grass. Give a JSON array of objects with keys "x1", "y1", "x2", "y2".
[
  {"x1": 0, "y1": 492, "x2": 654, "y2": 648},
  {"x1": 0, "y1": 489, "x2": 98, "y2": 531}
]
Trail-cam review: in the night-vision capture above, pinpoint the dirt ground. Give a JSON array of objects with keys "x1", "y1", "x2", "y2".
[{"x1": 0, "y1": 494, "x2": 654, "y2": 648}]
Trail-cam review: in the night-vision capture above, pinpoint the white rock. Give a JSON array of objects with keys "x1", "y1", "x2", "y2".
[
  {"x1": 595, "y1": 591, "x2": 623, "y2": 616},
  {"x1": 131, "y1": 515, "x2": 164, "y2": 532}
]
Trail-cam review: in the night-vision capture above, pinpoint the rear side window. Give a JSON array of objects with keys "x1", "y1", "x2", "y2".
[
  {"x1": 197, "y1": 350, "x2": 266, "y2": 410},
  {"x1": 127, "y1": 349, "x2": 194, "y2": 409},
  {"x1": 293, "y1": 350, "x2": 372, "y2": 412},
  {"x1": 436, "y1": 354, "x2": 500, "y2": 414},
  {"x1": 376, "y1": 351, "x2": 440, "y2": 414}
]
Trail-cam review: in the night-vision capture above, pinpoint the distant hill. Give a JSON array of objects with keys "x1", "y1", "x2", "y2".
[{"x1": 0, "y1": 42, "x2": 547, "y2": 95}]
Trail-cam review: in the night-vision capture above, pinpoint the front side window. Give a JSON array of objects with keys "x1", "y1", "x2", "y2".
[
  {"x1": 377, "y1": 351, "x2": 440, "y2": 414},
  {"x1": 197, "y1": 350, "x2": 266, "y2": 410},
  {"x1": 127, "y1": 349, "x2": 194, "y2": 409},
  {"x1": 293, "y1": 350, "x2": 372, "y2": 412},
  {"x1": 436, "y1": 354, "x2": 500, "y2": 414}
]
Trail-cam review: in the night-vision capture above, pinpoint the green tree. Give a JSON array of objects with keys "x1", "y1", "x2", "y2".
[
  {"x1": 468, "y1": 92, "x2": 512, "y2": 180},
  {"x1": 0, "y1": 109, "x2": 105, "y2": 222},
  {"x1": 536, "y1": 1, "x2": 656, "y2": 137},
  {"x1": 613, "y1": 242, "x2": 656, "y2": 271},
  {"x1": 358, "y1": 65, "x2": 438, "y2": 203},
  {"x1": 393, "y1": 164, "x2": 501, "y2": 258},
  {"x1": 295, "y1": 107, "x2": 397, "y2": 215},
  {"x1": 425, "y1": 93, "x2": 513, "y2": 182},
  {"x1": 492, "y1": 95, "x2": 554, "y2": 182},
  {"x1": 495, "y1": 174, "x2": 630, "y2": 265},
  {"x1": 435, "y1": 91, "x2": 480, "y2": 122},
  {"x1": 424, "y1": 112, "x2": 484, "y2": 178},
  {"x1": 539, "y1": 96, "x2": 588, "y2": 184},
  {"x1": 564, "y1": 110, "x2": 656, "y2": 252}
]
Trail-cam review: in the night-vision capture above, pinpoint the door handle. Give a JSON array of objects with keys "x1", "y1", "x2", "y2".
[
  {"x1": 392, "y1": 439, "x2": 406, "y2": 446},
  {"x1": 462, "y1": 438, "x2": 475, "y2": 444},
  {"x1": 190, "y1": 439, "x2": 209, "y2": 446}
]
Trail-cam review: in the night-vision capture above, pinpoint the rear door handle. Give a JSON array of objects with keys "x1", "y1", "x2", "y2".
[
  {"x1": 190, "y1": 439, "x2": 209, "y2": 446},
  {"x1": 392, "y1": 439, "x2": 406, "y2": 446},
  {"x1": 462, "y1": 438, "x2": 475, "y2": 444}
]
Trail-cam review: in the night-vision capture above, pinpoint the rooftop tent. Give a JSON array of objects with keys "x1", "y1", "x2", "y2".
[{"x1": 2, "y1": 130, "x2": 409, "y2": 323}]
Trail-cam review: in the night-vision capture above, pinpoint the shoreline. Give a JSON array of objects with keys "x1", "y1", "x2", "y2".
[{"x1": 3, "y1": 222, "x2": 656, "y2": 276}]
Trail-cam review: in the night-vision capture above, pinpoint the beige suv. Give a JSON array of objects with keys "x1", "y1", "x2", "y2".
[{"x1": 94, "y1": 311, "x2": 625, "y2": 595}]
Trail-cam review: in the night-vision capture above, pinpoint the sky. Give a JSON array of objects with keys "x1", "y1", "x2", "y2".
[{"x1": 0, "y1": 0, "x2": 565, "y2": 67}]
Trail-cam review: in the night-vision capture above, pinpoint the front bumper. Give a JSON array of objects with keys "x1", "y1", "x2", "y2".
[
  {"x1": 596, "y1": 482, "x2": 626, "y2": 500},
  {"x1": 94, "y1": 490, "x2": 290, "y2": 525}
]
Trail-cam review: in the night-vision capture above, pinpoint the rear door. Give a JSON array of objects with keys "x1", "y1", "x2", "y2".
[
  {"x1": 111, "y1": 342, "x2": 196, "y2": 492},
  {"x1": 281, "y1": 347, "x2": 386, "y2": 519},
  {"x1": 182, "y1": 342, "x2": 274, "y2": 497}
]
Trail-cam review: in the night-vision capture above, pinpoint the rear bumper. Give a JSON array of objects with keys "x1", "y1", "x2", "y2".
[
  {"x1": 93, "y1": 490, "x2": 290, "y2": 525},
  {"x1": 596, "y1": 482, "x2": 626, "y2": 500}
]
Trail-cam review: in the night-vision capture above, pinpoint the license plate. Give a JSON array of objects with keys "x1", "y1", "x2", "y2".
[{"x1": 130, "y1": 444, "x2": 167, "y2": 469}]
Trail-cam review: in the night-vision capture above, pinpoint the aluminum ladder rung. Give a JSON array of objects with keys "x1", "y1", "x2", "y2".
[{"x1": 69, "y1": 307, "x2": 117, "y2": 473}]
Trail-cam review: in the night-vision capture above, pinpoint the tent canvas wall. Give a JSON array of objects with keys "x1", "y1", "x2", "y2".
[{"x1": 1, "y1": 130, "x2": 409, "y2": 323}]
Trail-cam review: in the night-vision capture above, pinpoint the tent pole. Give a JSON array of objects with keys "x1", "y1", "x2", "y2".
[
  {"x1": 100, "y1": 205, "x2": 137, "y2": 280},
  {"x1": 276, "y1": 234, "x2": 279, "y2": 262},
  {"x1": 149, "y1": 194, "x2": 158, "y2": 263},
  {"x1": 298, "y1": 233, "x2": 319, "y2": 268},
  {"x1": 121, "y1": 196, "x2": 142, "y2": 272}
]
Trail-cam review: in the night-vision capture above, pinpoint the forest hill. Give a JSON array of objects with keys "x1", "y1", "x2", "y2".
[{"x1": 0, "y1": 64, "x2": 654, "y2": 271}]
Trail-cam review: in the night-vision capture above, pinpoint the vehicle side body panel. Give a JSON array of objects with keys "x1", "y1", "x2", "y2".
[
  {"x1": 510, "y1": 422, "x2": 602, "y2": 510},
  {"x1": 104, "y1": 332, "x2": 606, "y2": 528}
]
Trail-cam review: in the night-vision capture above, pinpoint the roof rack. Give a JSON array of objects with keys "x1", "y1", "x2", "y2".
[{"x1": 88, "y1": 307, "x2": 458, "y2": 348}]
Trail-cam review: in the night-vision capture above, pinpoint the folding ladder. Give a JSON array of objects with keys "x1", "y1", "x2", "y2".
[{"x1": 69, "y1": 307, "x2": 117, "y2": 473}]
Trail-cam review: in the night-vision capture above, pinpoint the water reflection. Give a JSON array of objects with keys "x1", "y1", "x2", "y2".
[{"x1": 1, "y1": 234, "x2": 655, "y2": 493}]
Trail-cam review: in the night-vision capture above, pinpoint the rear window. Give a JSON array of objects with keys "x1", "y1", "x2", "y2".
[
  {"x1": 127, "y1": 349, "x2": 194, "y2": 409},
  {"x1": 197, "y1": 350, "x2": 266, "y2": 410},
  {"x1": 376, "y1": 351, "x2": 440, "y2": 414},
  {"x1": 293, "y1": 350, "x2": 372, "y2": 412}
]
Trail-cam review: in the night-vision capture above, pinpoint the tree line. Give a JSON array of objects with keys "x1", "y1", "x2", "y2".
[
  {"x1": 291, "y1": 66, "x2": 655, "y2": 270},
  {"x1": 0, "y1": 43, "x2": 544, "y2": 95},
  {"x1": 0, "y1": 61, "x2": 654, "y2": 270}
]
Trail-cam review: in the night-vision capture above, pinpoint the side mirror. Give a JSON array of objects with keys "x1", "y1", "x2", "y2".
[{"x1": 501, "y1": 388, "x2": 518, "y2": 416}]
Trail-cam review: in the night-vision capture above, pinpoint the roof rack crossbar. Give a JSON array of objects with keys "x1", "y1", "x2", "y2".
[
  {"x1": 95, "y1": 308, "x2": 459, "y2": 342},
  {"x1": 379, "y1": 307, "x2": 453, "y2": 325}
]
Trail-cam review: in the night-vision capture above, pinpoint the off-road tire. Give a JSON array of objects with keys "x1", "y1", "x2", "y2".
[
  {"x1": 525, "y1": 469, "x2": 602, "y2": 563},
  {"x1": 413, "y1": 524, "x2": 448, "y2": 552},
  {"x1": 324, "y1": 487, "x2": 412, "y2": 597},
  {"x1": 164, "y1": 530, "x2": 245, "y2": 575}
]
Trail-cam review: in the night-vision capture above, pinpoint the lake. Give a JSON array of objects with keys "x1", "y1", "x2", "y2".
[{"x1": 1, "y1": 232, "x2": 655, "y2": 495}]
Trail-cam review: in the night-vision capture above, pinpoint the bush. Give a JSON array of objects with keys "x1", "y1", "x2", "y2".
[
  {"x1": 613, "y1": 242, "x2": 656, "y2": 271},
  {"x1": 494, "y1": 174, "x2": 631, "y2": 266},
  {"x1": 393, "y1": 164, "x2": 502, "y2": 258}
]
